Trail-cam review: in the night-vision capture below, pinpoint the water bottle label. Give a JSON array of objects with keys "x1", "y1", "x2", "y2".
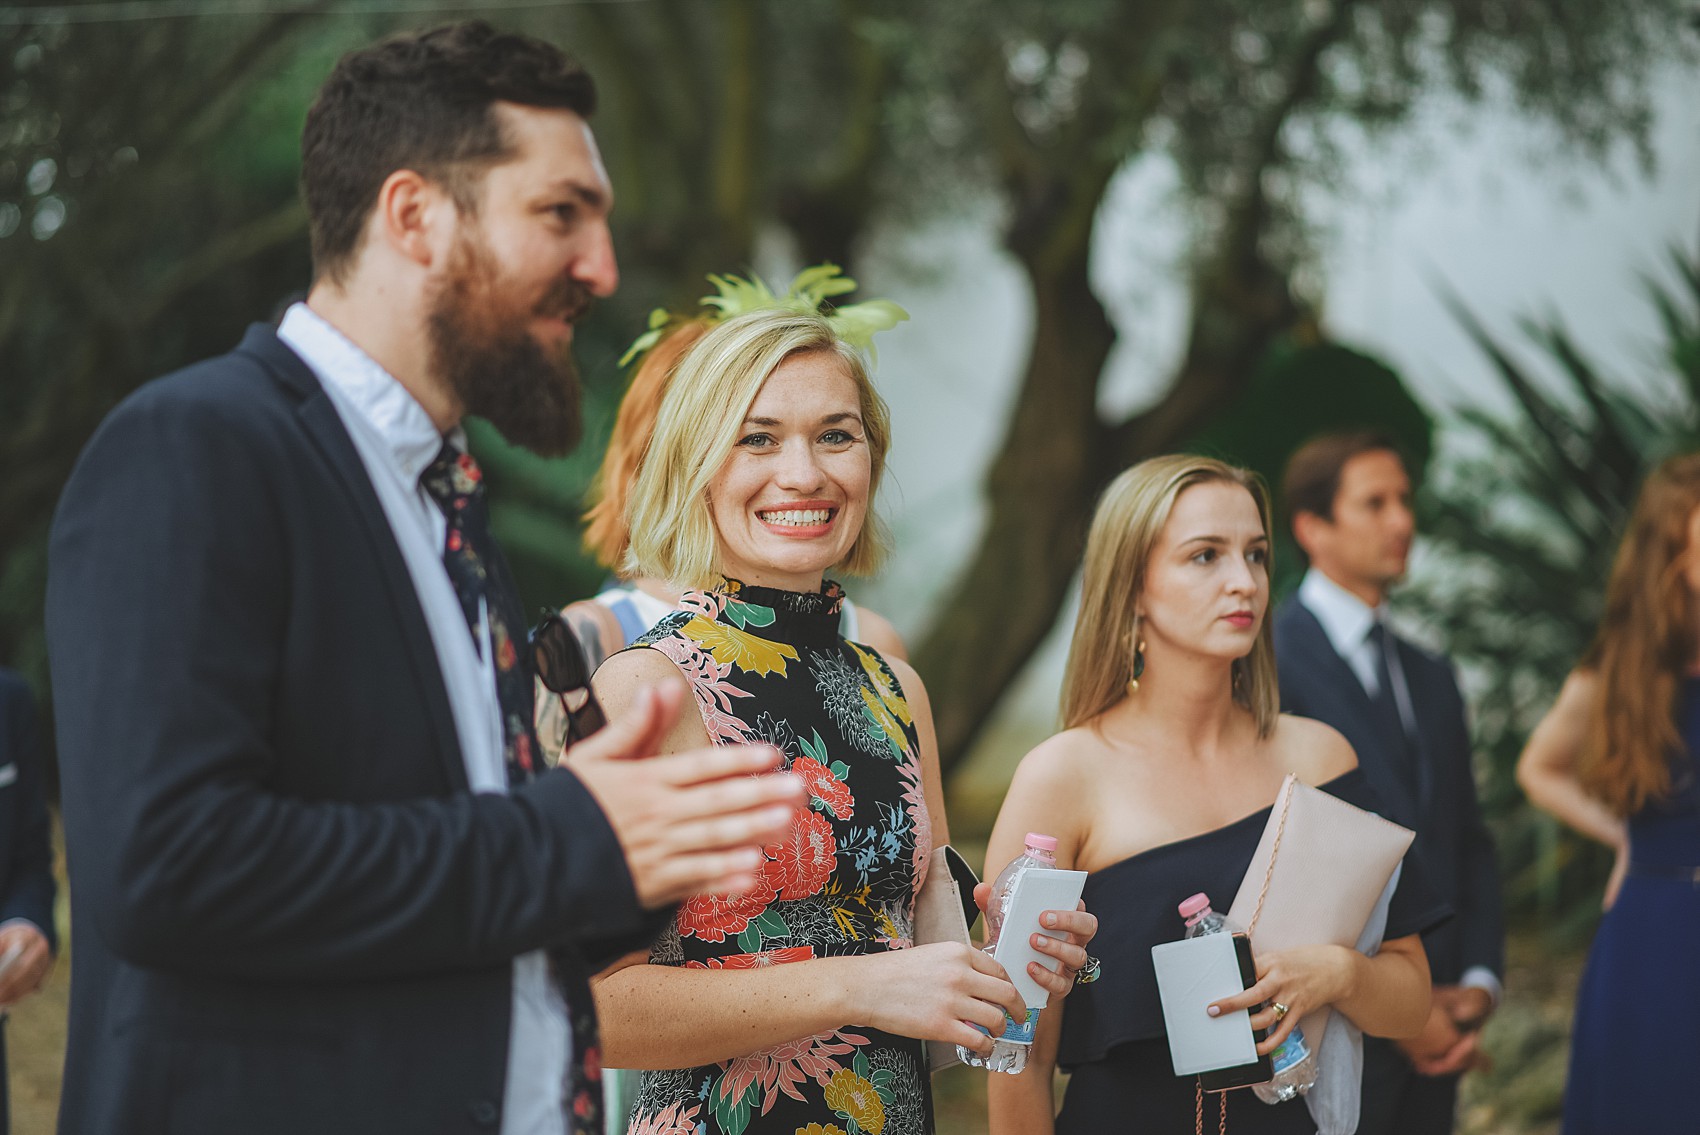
[
  {"x1": 997, "y1": 1008, "x2": 1040, "y2": 1045},
  {"x1": 967, "y1": 1007, "x2": 1040, "y2": 1046},
  {"x1": 1270, "y1": 1026, "x2": 1309, "y2": 1075}
]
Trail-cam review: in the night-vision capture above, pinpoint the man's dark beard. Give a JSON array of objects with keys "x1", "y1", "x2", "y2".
[{"x1": 426, "y1": 232, "x2": 593, "y2": 457}]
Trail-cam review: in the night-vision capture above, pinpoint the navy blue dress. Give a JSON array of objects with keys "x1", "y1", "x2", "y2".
[
  {"x1": 1054, "y1": 769, "x2": 1449, "y2": 1134},
  {"x1": 1562, "y1": 678, "x2": 1700, "y2": 1135}
]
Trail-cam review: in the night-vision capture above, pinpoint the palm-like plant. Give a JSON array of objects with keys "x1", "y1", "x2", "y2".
[{"x1": 1408, "y1": 246, "x2": 1700, "y2": 940}]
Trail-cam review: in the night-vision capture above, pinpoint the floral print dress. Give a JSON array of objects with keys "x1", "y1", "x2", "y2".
[{"x1": 624, "y1": 581, "x2": 935, "y2": 1135}]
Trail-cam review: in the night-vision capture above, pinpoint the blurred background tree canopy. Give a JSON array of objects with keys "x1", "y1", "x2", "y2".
[
  {"x1": 5, "y1": 2, "x2": 1700, "y2": 1129},
  {"x1": 1407, "y1": 248, "x2": 1700, "y2": 935},
  {"x1": 1, "y1": 0, "x2": 1696, "y2": 869},
  {"x1": 6, "y1": 0, "x2": 1691, "y2": 744}
]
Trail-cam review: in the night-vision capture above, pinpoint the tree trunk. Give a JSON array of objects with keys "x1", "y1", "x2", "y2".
[
  {"x1": 914, "y1": 2, "x2": 1355, "y2": 774},
  {"x1": 911, "y1": 182, "x2": 1118, "y2": 766}
]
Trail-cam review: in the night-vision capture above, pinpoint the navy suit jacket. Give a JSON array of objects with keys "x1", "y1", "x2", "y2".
[
  {"x1": 1273, "y1": 598, "x2": 1504, "y2": 987},
  {"x1": 0, "y1": 669, "x2": 56, "y2": 950},
  {"x1": 46, "y1": 326, "x2": 665, "y2": 1135}
]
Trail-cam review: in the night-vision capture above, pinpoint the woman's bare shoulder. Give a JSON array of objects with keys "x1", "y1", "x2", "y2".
[
  {"x1": 1272, "y1": 713, "x2": 1359, "y2": 785},
  {"x1": 591, "y1": 646, "x2": 709, "y2": 754},
  {"x1": 591, "y1": 645, "x2": 686, "y2": 702},
  {"x1": 1010, "y1": 725, "x2": 1106, "y2": 795},
  {"x1": 1535, "y1": 668, "x2": 1600, "y2": 731},
  {"x1": 851, "y1": 606, "x2": 908, "y2": 661},
  {"x1": 561, "y1": 597, "x2": 625, "y2": 671},
  {"x1": 1558, "y1": 667, "x2": 1601, "y2": 702}
]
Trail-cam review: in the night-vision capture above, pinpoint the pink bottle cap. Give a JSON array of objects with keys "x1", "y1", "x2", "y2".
[
  {"x1": 1177, "y1": 893, "x2": 1212, "y2": 919},
  {"x1": 1024, "y1": 833, "x2": 1059, "y2": 851}
]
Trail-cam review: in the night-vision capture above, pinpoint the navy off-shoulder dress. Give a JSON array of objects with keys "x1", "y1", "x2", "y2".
[
  {"x1": 1054, "y1": 769, "x2": 1450, "y2": 1134},
  {"x1": 1562, "y1": 677, "x2": 1700, "y2": 1135}
]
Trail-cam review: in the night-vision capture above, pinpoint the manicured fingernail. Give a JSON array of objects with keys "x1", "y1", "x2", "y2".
[
  {"x1": 1042, "y1": 913, "x2": 1058, "y2": 928},
  {"x1": 1207, "y1": 1005, "x2": 1221, "y2": 1017}
]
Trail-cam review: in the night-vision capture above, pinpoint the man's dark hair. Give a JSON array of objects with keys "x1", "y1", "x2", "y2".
[
  {"x1": 1281, "y1": 429, "x2": 1408, "y2": 522},
  {"x1": 301, "y1": 21, "x2": 595, "y2": 283}
]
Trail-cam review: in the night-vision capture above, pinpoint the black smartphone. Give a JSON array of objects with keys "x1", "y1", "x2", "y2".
[{"x1": 1197, "y1": 933, "x2": 1274, "y2": 1092}]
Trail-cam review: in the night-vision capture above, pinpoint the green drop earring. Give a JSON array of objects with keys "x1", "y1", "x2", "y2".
[{"x1": 1127, "y1": 640, "x2": 1147, "y2": 695}]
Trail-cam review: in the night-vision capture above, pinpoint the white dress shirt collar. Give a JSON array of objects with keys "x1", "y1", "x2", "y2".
[
  {"x1": 277, "y1": 303, "x2": 460, "y2": 480},
  {"x1": 1297, "y1": 567, "x2": 1384, "y2": 657}
]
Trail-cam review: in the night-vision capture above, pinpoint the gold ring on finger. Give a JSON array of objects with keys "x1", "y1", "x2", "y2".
[{"x1": 1270, "y1": 1001, "x2": 1289, "y2": 1021}]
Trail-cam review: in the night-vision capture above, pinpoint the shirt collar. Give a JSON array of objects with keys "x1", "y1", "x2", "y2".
[
  {"x1": 1297, "y1": 567, "x2": 1385, "y2": 655},
  {"x1": 276, "y1": 302, "x2": 458, "y2": 484}
]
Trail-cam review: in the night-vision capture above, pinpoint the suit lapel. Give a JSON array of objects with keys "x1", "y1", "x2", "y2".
[
  {"x1": 1285, "y1": 601, "x2": 1423, "y2": 825},
  {"x1": 239, "y1": 326, "x2": 469, "y2": 792},
  {"x1": 1286, "y1": 603, "x2": 1381, "y2": 723}
]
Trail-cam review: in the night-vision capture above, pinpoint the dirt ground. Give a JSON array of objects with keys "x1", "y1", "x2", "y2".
[
  {"x1": 9, "y1": 810, "x2": 67, "y2": 1135},
  {"x1": 9, "y1": 950, "x2": 67, "y2": 1135}
]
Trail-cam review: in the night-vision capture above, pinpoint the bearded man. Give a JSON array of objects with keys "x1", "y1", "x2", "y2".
[{"x1": 45, "y1": 23, "x2": 802, "y2": 1135}]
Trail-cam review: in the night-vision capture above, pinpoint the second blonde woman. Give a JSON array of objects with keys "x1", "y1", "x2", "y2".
[{"x1": 983, "y1": 455, "x2": 1444, "y2": 1134}]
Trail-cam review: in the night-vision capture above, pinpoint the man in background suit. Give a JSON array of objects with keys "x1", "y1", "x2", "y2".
[
  {"x1": 46, "y1": 23, "x2": 801, "y2": 1135},
  {"x1": 0, "y1": 668, "x2": 57, "y2": 1135},
  {"x1": 1273, "y1": 431, "x2": 1505, "y2": 1135}
]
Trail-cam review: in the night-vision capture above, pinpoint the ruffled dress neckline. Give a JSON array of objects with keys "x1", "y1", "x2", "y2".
[{"x1": 678, "y1": 577, "x2": 846, "y2": 648}]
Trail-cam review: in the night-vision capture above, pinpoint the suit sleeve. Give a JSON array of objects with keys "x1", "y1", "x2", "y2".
[
  {"x1": 46, "y1": 383, "x2": 661, "y2": 982},
  {"x1": 1443, "y1": 663, "x2": 1506, "y2": 981},
  {"x1": 0, "y1": 673, "x2": 58, "y2": 952}
]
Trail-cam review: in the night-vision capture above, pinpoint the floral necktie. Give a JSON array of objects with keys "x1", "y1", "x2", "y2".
[
  {"x1": 419, "y1": 443, "x2": 539, "y2": 784},
  {"x1": 420, "y1": 442, "x2": 602, "y2": 1135}
]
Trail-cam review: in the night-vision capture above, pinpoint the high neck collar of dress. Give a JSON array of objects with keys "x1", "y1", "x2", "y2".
[{"x1": 680, "y1": 578, "x2": 846, "y2": 645}]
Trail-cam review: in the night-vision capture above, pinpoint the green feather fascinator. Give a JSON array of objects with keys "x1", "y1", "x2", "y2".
[{"x1": 618, "y1": 263, "x2": 909, "y2": 368}]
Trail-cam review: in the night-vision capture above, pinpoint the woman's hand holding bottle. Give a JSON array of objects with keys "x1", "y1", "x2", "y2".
[
  {"x1": 1206, "y1": 942, "x2": 1360, "y2": 1054},
  {"x1": 832, "y1": 941, "x2": 1028, "y2": 1054}
]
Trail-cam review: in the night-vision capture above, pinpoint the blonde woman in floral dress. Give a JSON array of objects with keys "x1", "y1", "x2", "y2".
[{"x1": 587, "y1": 307, "x2": 1098, "y2": 1135}]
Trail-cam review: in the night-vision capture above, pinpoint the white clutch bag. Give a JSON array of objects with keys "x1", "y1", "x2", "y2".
[{"x1": 1224, "y1": 775, "x2": 1415, "y2": 1057}]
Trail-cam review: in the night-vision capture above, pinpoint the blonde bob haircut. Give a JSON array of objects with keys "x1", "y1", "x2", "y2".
[
  {"x1": 1060, "y1": 454, "x2": 1279, "y2": 736},
  {"x1": 623, "y1": 307, "x2": 892, "y2": 589}
]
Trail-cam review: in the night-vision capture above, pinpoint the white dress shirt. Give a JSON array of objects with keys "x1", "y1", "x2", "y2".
[
  {"x1": 1296, "y1": 568, "x2": 1386, "y2": 699},
  {"x1": 278, "y1": 304, "x2": 568, "y2": 1135},
  {"x1": 1295, "y1": 567, "x2": 1502, "y2": 1006}
]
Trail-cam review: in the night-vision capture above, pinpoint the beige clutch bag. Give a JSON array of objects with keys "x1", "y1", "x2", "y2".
[
  {"x1": 913, "y1": 844, "x2": 979, "y2": 1072},
  {"x1": 1224, "y1": 775, "x2": 1415, "y2": 1054}
]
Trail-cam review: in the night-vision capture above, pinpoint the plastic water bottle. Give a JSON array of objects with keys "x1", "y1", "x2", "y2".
[
  {"x1": 956, "y1": 832, "x2": 1059, "y2": 1073},
  {"x1": 1177, "y1": 893, "x2": 1317, "y2": 1103},
  {"x1": 1178, "y1": 892, "x2": 1242, "y2": 941},
  {"x1": 1252, "y1": 1008, "x2": 1317, "y2": 1103}
]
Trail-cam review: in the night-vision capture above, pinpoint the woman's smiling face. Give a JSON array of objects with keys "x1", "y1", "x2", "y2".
[{"x1": 707, "y1": 348, "x2": 872, "y2": 592}]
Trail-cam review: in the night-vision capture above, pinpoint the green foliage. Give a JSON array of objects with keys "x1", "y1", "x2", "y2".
[
  {"x1": 1186, "y1": 337, "x2": 1435, "y2": 596},
  {"x1": 0, "y1": 12, "x2": 336, "y2": 696},
  {"x1": 469, "y1": 413, "x2": 609, "y2": 622},
  {"x1": 3, "y1": 0, "x2": 1694, "y2": 788},
  {"x1": 1405, "y1": 246, "x2": 1700, "y2": 940}
]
